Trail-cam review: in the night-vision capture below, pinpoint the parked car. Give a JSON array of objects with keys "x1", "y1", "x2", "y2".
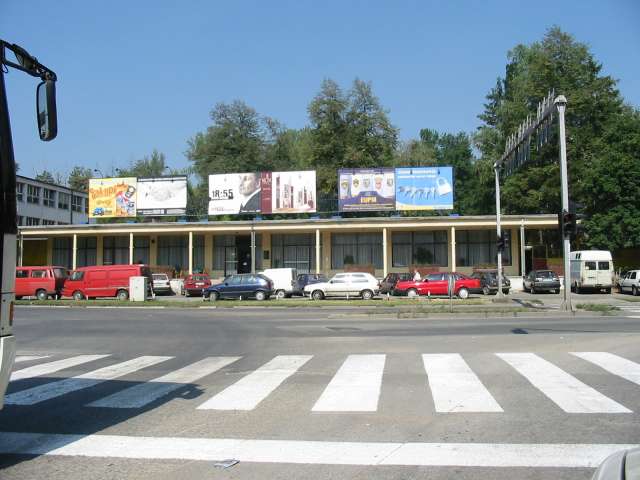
[
  {"x1": 15, "y1": 266, "x2": 68, "y2": 300},
  {"x1": 182, "y1": 274, "x2": 212, "y2": 297},
  {"x1": 394, "y1": 272, "x2": 480, "y2": 299},
  {"x1": 304, "y1": 272, "x2": 379, "y2": 300},
  {"x1": 204, "y1": 273, "x2": 273, "y2": 301},
  {"x1": 260, "y1": 268, "x2": 297, "y2": 299},
  {"x1": 292, "y1": 273, "x2": 328, "y2": 296},
  {"x1": 379, "y1": 272, "x2": 413, "y2": 295},
  {"x1": 570, "y1": 250, "x2": 614, "y2": 293},
  {"x1": 62, "y1": 264, "x2": 152, "y2": 300},
  {"x1": 523, "y1": 270, "x2": 561, "y2": 294},
  {"x1": 470, "y1": 270, "x2": 510, "y2": 295},
  {"x1": 152, "y1": 273, "x2": 172, "y2": 295},
  {"x1": 618, "y1": 269, "x2": 640, "y2": 296}
]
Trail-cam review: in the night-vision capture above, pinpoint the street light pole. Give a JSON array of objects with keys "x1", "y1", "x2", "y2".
[
  {"x1": 494, "y1": 164, "x2": 504, "y2": 299},
  {"x1": 555, "y1": 95, "x2": 572, "y2": 311}
]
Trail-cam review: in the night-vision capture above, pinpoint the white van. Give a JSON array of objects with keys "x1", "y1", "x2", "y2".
[
  {"x1": 570, "y1": 250, "x2": 614, "y2": 293},
  {"x1": 260, "y1": 268, "x2": 297, "y2": 299}
]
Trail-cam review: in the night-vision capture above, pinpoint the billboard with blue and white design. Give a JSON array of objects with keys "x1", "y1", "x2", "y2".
[{"x1": 394, "y1": 167, "x2": 454, "y2": 210}]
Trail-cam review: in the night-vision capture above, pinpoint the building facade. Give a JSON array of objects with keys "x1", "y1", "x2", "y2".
[
  {"x1": 16, "y1": 175, "x2": 89, "y2": 227},
  {"x1": 18, "y1": 214, "x2": 560, "y2": 278}
]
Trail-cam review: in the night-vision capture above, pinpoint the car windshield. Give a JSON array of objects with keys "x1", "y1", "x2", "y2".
[
  {"x1": 69, "y1": 271, "x2": 84, "y2": 281},
  {"x1": 536, "y1": 271, "x2": 556, "y2": 278},
  {"x1": 153, "y1": 274, "x2": 168, "y2": 280}
]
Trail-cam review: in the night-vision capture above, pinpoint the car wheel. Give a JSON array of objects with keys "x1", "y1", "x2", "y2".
[
  {"x1": 255, "y1": 291, "x2": 266, "y2": 301},
  {"x1": 361, "y1": 289, "x2": 374, "y2": 300},
  {"x1": 504, "y1": 289, "x2": 510, "y2": 295},
  {"x1": 311, "y1": 290, "x2": 324, "y2": 301},
  {"x1": 633, "y1": 286, "x2": 638, "y2": 296},
  {"x1": 482, "y1": 286, "x2": 490, "y2": 296},
  {"x1": 407, "y1": 288, "x2": 419, "y2": 298},
  {"x1": 275, "y1": 289, "x2": 286, "y2": 300},
  {"x1": 209, "y1": 291, "x2": 220, "y2": 302},
  {"x1": 530, "y1": 286, "x2": 536, "y2": 294},
  {"x1": 117, "y1": 289, "x2": 129, "y2": 301},
  {"x1": 72, "y1": 290, "x2": 85, "y2": 301},
  {"x1": 457, "y1": 287, "x2": 469, "y2": 299},
  {"x1": 36, "y1": 289, "x2": 48, "y2": 301},
  {"x1": 605, "y1": 288, "x2": 611, "y2": 294}
]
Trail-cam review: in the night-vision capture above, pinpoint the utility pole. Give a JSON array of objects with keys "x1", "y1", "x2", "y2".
[
  {"x1": 555, "y1": 95, "x2": 572, "y2": 311},
  {"x1": 494, "y1": 166, "x2": 503, "y2": 299}
]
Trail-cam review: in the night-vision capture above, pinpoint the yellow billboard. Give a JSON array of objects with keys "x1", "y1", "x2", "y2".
[{"x1": 88, "y1": 178, "x2": 137, "y2": 218}]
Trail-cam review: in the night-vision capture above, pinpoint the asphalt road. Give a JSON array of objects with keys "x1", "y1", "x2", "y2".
[{"x1": 1, "y1": 306, "x2": 639, "y2": 479}]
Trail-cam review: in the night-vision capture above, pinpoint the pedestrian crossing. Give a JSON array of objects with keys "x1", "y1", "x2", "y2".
[
  {"x1": 6, "y1": 351, "x2": 640, "y2": 414},
  {"x1": 618, "y1": 304, "x2": 640, "y2": 317}
]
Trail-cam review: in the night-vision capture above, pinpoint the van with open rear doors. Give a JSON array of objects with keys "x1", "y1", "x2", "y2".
[{"x1": 15, "y1": 266, "x2": 68, "y2": 300}]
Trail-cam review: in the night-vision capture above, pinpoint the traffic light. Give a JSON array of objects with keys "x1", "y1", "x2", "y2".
[
  {"x1": 497, "y1": 233, "x2": 506, "y2": 252},
  {"x1": 558, "y1": 210, "x2": 577, "y2": 238}
]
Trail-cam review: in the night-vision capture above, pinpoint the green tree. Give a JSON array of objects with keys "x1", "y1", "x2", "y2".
[
  {"x1": 67, "y1": 166, "x2": 93, "y2": 191},
  {"x1": 35, "y1": 170, "x2": 56, "y2": 184},
  {"x1": 475, "y1": 26, "x2": 640, "y2": 250},
  {"x1": 117, "y1": 149, "x2": 169, "y2": 178}
]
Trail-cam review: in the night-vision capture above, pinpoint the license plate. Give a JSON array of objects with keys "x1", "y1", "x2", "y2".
[{"x1": 196, "y1": 283, "x2": 204, "y2": 286}]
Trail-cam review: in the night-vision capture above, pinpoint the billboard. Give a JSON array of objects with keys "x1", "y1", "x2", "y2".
[
  {"x1": 208, "y1": 170, "x2": 316, "y2": 215},
  {"x1": 208, "y1": 172, "x2": 261, "y2": 215},
  {"x1": 88, "y1": 177, "x2": 137, "y2": 218},
  {"x1": 338, "y1": 168, "x2": 395, "y2": 211},
  {"x1": 137, "y1": 176, "x2": 188, "y2": 216},
  {"x1": 394, "y1": 167, "x2": 454, "y2": 210},
  {"x1": 263, "y1": 170, "x2": 316, "y2": 214}
]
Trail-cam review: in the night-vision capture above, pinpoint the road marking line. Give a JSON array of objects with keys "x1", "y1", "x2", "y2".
[
  {"x1": 0, "y1": 432, "x2": 636, "y2": 468},
  {"x1": 14, "y1": 355, "x2": 50, "y2": 363},
  {"x1": 312, "y1": 354, "x2": 385, "y2": 412},
  {"x1": 87, "y1": 357, "x2": 241, "y2": 408},
  {"x1": 11, "y1": 355, "x2": 110, "y2": 381},
  {"x1": 496, "y1": 353, "x2": 631, "y2": 413},
  {"x1": 572, "y1": 352, "x2": 640, "y2": 386},
  {"x1": 197, "y1": 355, "x2": 312, "y2": 411},
  {"x1": 4, "y1": 356, "x2": 172, "y2": 406},
  {"x1": 422, "y1": 354, "x2": 503, "y2": 413}
]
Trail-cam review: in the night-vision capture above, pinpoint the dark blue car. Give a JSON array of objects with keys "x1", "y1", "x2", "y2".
[{"x1": 204, "y1": 273, "x2": 274, "y2": 301}]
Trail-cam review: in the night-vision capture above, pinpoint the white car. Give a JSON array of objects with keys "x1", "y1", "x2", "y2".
[
  {"x1": 152, "y1": 273, "x2": 172, "y2": 295},
  {"x1": 618, "y1": 270, "x2": 640, "y2": 296},
  {"x1": 304, "y1": 272, "x2": 379, "y2": 300}
]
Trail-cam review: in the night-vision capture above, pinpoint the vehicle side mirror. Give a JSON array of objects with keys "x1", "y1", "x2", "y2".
[
  {"x1": 329, "y1": 280, "x2": 334, "y2": 284},
  {"x1": 224, "y1": 282, "x2": 228, "y2": 286},
  {"x1": 37, "y1": 80, "x2": 57, "y2": 141}
]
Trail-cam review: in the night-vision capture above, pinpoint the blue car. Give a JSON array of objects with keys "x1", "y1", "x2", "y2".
[{"x1": 204, "y1": 273, "x2": 274, "y2": 301}]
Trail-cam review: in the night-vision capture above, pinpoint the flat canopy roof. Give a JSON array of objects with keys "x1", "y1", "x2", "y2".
[{"x1": 18, "y1": 214, "x2": 558, "y2": 236}]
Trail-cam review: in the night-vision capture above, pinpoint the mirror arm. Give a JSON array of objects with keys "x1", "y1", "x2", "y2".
[{"x1": 1, "y1": 41, "x2": 57, "y2": 81}]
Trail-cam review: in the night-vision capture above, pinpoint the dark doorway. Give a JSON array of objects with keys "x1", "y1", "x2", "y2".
[
  {"x1": 236, "y1": 235, "x2": 251, "y2": 273},
  {"x1": 525, "y1": 247, "x2": 533, "y2": 275}
]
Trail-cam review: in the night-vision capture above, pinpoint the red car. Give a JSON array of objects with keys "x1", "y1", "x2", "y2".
[
  {"x1": 183, "y1": 274, "x2": 211, "y2": 297},
  {"x1": 394, "y1": 272, "x2": 480, "y2": 299},
  {"x1": 15, "y1": 266, "x2": 68, "y2": 300}
]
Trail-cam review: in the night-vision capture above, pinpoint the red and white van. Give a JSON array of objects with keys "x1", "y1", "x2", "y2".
[
  {"x1": 62, "y1": 265, "x2": 152, "y2": 301},
  {"x1": 15, "y1": 266, "x2": 69, "y2": 300}
]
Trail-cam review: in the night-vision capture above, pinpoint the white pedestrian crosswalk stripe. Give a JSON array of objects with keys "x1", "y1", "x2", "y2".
[
  {"x1": 496, "y1": 353, "x2": 631, "y2": 413},
  {"x1": 197, "y1": 355, "x2": 313, "y2": 411},
  {"x1": 312, "y1": 354, "x2": 385, "y2": 412},
  {"x1": 87, "y1": 357, "x2": 241, "y2": 408},
  {"x1": 14, "y1": 355, "x2": 50, "y2": 363},
  {"x1": 11, "y1": 355, "x2": 110, "y2": 381},
  {"x1": 572, "y1": 352, "x2": 640, "y2": 386},
  {"x1": 5, "y1": 352, "x2": 639, "y2": 414},
  {"x1": 5, "y1": 356, "x2": 172, "y2": 406},
  {"x1": 422, "y1": 354, "x2": 503, "y2": 413}
]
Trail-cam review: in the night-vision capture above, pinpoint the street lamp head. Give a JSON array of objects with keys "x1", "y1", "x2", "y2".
[{"x1": 554, "y1": 95, "x2": 567, "y2": 107}]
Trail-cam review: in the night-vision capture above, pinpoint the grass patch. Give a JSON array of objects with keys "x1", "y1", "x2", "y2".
[{"x1": 576, "y1": 303, "x2": 620, "y2": 312}]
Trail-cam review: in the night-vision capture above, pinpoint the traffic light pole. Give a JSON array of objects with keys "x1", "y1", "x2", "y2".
[
  {"x1": 494, "y1": 166, "x2": 504, "y2": 300},
  {"x1": 555, "y1": 96, "x2": 572, "y2": 311}
]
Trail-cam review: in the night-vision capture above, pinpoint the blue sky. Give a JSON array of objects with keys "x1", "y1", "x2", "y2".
[{"x1": 2, "y1": 0, "x2": 639, "y2": 179}]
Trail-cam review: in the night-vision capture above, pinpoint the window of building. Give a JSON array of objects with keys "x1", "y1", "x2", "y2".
[
  {"x1": 17, "y1": 216, "x2": 23, "y2": 226},
  {"x1": 76, "y1": 236, "x2": 97, "y2": 267},
  {"x1": 392, "y1": 231, "x2": 448, "y2": 268},
  {"x1": 58, "y1": 192, "x2": 70, "y2": 210},
  {"x1": 84, "y1": 197, "x2": 89, "y2": 214},
  {"x1": 25, "y1": 217, "x2": 40, "y2": 226},
  {"x1": 213, "y1": 235, "x2": 262, "y2": 275},
  {"x1": 43, "y1": 188, "x2": 56, "y2": 207},
  {"x1": 42, "y1": 219, "x2": 56, "y2": 225},
  {"x1": 133, "y1": 236, "x2": 150, "y2": 265},
  {"x1": 271, "y1": 233, "x2": 316, "y2": 273},
  {"x1": 331, "y1": 233, "x2": 383, "y2": 269},
  {"x1": 52, "y1": 237, "x2": 73, "y2": 269},
  {"x1": 16, "y1": 183, "x2": 24, "y2": 202},
  {"x1": 72, "y1": 195, "x2": 83, "y2": 212},
  {"x1": 456, "y1": 230, "x2": 511, "y2": 267},
  {"x1": 27, "y1": 185, "x2": 40, "y2": 204},
  {"x1": 193, "y1": 235, "x2": 205, "y2": 272},
  {"x1": 103, "y1": 236, "x2": 130, "y2": 265},
  {"x1": 157, "y1": 235, "x2": 188, "y2": 273}
]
